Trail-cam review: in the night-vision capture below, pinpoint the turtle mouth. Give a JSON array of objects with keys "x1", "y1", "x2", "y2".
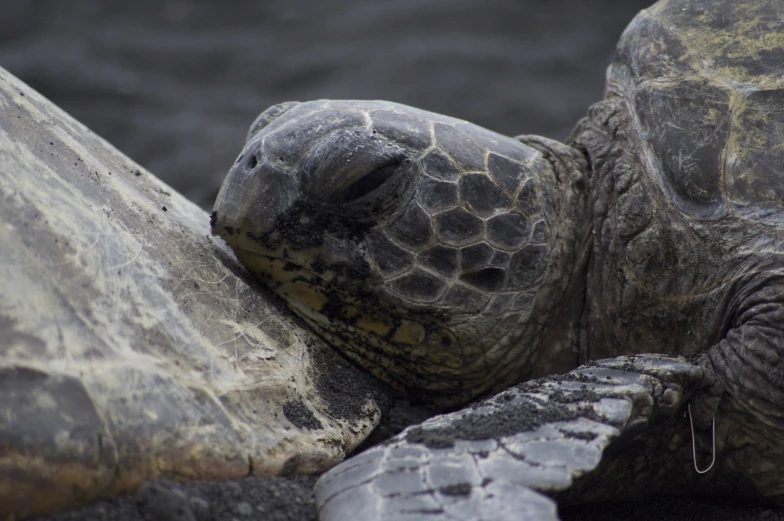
[{"x1": 212, "y1": 223, "x2": 334, "y2": 295}]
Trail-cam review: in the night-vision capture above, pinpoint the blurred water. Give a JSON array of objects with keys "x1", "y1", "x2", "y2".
[{"x1": 0, "y1": 0, "x2": 651, "y2": 206}]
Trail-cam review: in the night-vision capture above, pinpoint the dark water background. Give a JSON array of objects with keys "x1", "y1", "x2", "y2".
[
  {"x1": 1, "y1": 0, "x2": 650, "y2": 207},
  {"x1": 2, "y1": 1, "x2": 783, "y2": 520}
]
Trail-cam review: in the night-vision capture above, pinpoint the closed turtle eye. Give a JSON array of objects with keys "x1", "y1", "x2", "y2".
[
  {"x1": 332, "y1": 162, "x2": 400, "y2": 204},
  {"x1": 303, "y1": 129, "x2": 413, "y2": 214}
]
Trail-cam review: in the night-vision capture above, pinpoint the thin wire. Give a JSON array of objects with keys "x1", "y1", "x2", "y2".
[{"x1": 687, "y1": 403, "x2": 716, "y2": 474}]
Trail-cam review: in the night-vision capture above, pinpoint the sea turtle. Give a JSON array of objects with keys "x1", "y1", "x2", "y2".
[{"x1": 210, "y1": 0, "x2": 784, "y2": 518}]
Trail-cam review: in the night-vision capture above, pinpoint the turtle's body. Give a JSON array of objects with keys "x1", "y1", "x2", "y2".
[
  {"x1": 572, "y1": 0, "x2": 784, "y2": 500},
  {"x1": 211, "y1": 0, "x2": 784, "y2": 518},
  {"x1": 581, "y1": 0, "x2": 784, "y2": 381}
]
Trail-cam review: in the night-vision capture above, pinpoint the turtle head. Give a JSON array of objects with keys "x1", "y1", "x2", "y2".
[{"x1": 213, "y1": 100, "x2": 589, "y2": 406}]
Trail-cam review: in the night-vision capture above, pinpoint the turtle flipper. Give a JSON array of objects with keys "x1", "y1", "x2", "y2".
[{"x1": 315, "y1": 355, "x2": 711, "y2": 521}]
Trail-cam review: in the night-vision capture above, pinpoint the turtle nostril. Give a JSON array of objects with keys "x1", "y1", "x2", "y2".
[{"x1": 246, "y1": 154, "x2": 258, "y2": 170}]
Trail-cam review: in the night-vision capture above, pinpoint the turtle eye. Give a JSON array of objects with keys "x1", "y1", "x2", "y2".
[
  {"x1": 302, "y1": 129, "x2": 411, "y2": 212},
  {"x1": 333, "y1": 163, "x2": 400, "y2": 203}
]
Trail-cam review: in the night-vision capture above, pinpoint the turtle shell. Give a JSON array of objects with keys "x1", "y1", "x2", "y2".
[
  {"x1": 0, "y1": 67, "x2": 383, "y2": 519},
  {"x1": 611, "y1": 0, "x2": 784, "y2": 220}
]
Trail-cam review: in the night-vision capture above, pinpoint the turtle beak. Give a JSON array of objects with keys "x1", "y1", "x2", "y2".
[{"x1": 211, "y1": 137, "x2": 297, "y2": 243}]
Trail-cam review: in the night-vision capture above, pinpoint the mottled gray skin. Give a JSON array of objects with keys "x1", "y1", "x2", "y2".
[{"x1": 212, "y1": 0, "x2": 784, "y2": 518}]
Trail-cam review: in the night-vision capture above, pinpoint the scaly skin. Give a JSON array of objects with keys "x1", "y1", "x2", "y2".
[
  {"x1": 211, "y1": 0, "x2": 784, "y2": 516},
  {"x1": 212, "y1": 100, "x2": 591, "y2": 408}
]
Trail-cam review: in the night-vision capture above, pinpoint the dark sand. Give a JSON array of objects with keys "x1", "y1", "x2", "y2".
[
  {"x1": 37, "y1": 477, "x2": 784, "y2": 521},
  {"x1": 2, "y1": 1, "x2": 782, "y2": 520},
  {"x1": 30, "y1": 402, "x2": 784, "y2": 521}
]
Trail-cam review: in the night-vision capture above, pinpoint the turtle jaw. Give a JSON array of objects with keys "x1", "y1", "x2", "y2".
[
  {"x1": 212, "y1": 210, "x2": 550, "y2": 408},
  {"x1": 210, "y1": 212, "x2": 436, "y2": 368},
  {"x1": 210, "y1": 212, "x2": 476, "y2": 404}
]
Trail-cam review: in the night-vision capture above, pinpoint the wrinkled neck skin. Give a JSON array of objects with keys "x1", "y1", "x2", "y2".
[
  {"x1": 508, "y1": 136, "x2": 593, "y2": 385},
  {"x1": 569, "y1": 85, "x2": 784, "y2": 502},
  {"x1": 566, "y1": 86, "x2": 735, "y2": 363}
]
